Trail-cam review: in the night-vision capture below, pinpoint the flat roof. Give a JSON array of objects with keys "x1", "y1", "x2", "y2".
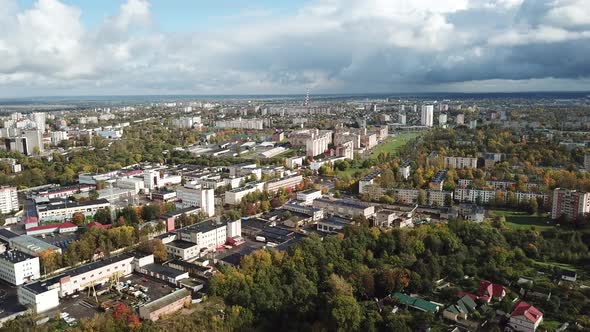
[
  {"x1": 142, "y1": 263, "x2": 187, "y2": 279},
  {"x1": 298, "y1": 189, "x2": 321, "y2": 195},
  {"x1": 10, "y1": 235, "x2": 61, "y2": 252},
  {"x1": 315, "y1": 198, "x2": 373, "y2": 209},
  {"x1": 140, "y1": 288, "x2": 191, "y2": 313},
  {"x1": 160, "y1": 206, "x2": 201, "y2": 219},
  {"x1": 0, "y1": 250, "x2": 36, "y2": 264},
  {"x1": 37, "y1": 199, "x2": 109, "y2": 212},
  {"x1": 179, "y1": 221, "x2": 226, "y2": 234},
  {"x1": 167, "y1": 240, "x2": 198, "y2": 249},
  {"x1": 0, "y1": 228, "x2": 19, "y2": 240}
]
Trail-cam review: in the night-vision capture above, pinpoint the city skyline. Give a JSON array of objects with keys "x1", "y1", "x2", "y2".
[{"x1": 1, "y1": 0, "x2": 590, "y2": 97}]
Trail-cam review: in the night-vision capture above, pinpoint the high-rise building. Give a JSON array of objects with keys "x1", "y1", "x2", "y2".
[
  {"x1": 456, "y1": 114, "x2": 465, "y2": 125},
  {"x1": 551, "y1": 188, "x2": 590, "y2": 220},
  {"x1": 399, "y1": 113, "x2": 407, "y2": 125},
  {"x1": 0, "y1": 186, "x2": 18, "y2": 213},
  {"x1": 584, "y1": 154, "x2": 590, "y2": 171},
  {"x1": 176, "y1": 183, "x2": 215, "y2": 217},
  {"x1": 420, "y1": 105, "x2": 434, "y2": 127},
  {"x1": 31, "y1": 113, "x2": 46, "y2": 133},
  {"x1": 439, "y1": 113, "x2": 448, "y2": 127}
]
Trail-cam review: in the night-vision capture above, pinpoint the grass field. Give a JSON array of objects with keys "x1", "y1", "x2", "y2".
[
  {"x1": 369, "y1": 132, "x2": 421, "y2": 159},
  {"x1": 490, "y1": 209, "x2": 555, "y2": 231}
]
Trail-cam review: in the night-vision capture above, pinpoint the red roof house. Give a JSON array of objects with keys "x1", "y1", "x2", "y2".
[
  {"x1": 477, "y1": 280, "x2": 506, "y2": 303},
  {"x1": 87, "y1": 221, "x2": 112, "y2": 230},
  {"x1": 509, "y1": 301, "x2": 543, "y2": 332}
]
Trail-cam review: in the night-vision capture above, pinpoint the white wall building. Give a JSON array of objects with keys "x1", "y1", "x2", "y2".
[
  {"x1": 0, "y1": 186, "x2": 18, "y2": 214},
  {"x1": 0, "y1": 250, "x2": 40, "y2": 285},
  {"x1": 296, "y1": 189, "x2": 322, "y2": 205},
  {"x1": 421, "y1": 105, "x2": 434, "y2": 127},
  {"x1": 176, "y1": 183, "x2": 215, "y2": 217}
]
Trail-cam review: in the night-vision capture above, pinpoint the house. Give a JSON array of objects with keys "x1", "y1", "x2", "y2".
[
  {"x1": 509, "y1": 301, "x2": 543, "y2": 332},
  {"x1": 442, "y1": 295, "x2": 477, "y2": 321},
  {"x1": 477, "y1": 280, "x2": 506, "y2": 303},
  {"x1": 559, "y1": 269, "x2": 577, "y2": 283},
  {"x1": 392, "y1": 292, "x2": 440, "y2": 313}
]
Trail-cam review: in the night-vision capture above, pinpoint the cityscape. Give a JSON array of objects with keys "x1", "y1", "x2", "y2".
[{"x1": 0, "y1": 1, "x2": 589, "y2": 332}]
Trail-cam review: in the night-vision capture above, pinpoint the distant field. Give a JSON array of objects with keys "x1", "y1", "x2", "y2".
[
  {"x1": 370, "y1": 132, "x2": 421, "y2": 159},
  {"x1": 490, "y1": 209, "x2": 555, "y2": 230}
]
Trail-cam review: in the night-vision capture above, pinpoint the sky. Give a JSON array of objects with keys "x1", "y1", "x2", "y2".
[{"x1": 1, "y1": 0, "x2": 590, "y2": 97}]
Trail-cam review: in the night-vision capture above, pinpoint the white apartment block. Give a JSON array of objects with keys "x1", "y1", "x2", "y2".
[
  {"x1": 0, "y1": 250, "x2": 40, "y2": 285},
  {"x1": 421, "y1": 105, "x2": 434, "y2": 127},
  {"x1": 50, "y1": 131, "x2": 68, "y2": 145},
  {"x1": 177, "y1": 183, "x2": 215, "y2": 217},
  {"x1": 585, "y1": 154, "x2": 590, "y2": 171},
  {"x1": 172, "y1": 116, "x2": 201, "y2": 129},
  {"x1": 305, "y1": 131, "x2": 332, "y2": 157},
  {"x1": 0, "y1": 186, "x2": 18, "y2": 213},
  {"x1": 444, "y1": 156, "x2": 478, "y2": 169},
  {"x1": 215, "y1": 118, "x2": 264, "y2": 130}
]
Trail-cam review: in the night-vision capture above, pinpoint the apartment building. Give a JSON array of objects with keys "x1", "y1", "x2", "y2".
[
  {"x1": 215, "y1": 118, "x2": 264, "y2": 130},
  {"x1": 359, "y1": 170, "x2": 382, "y2": 194},
  {"x1": 551, "y1": 188, "x2": 590, "y2": 220},
  {"x1": 444, "y1": 156, "x2": 478, "y2": 169},
  {"x1": 0, "y1": 186, "x2": 18, "y2": 214}
]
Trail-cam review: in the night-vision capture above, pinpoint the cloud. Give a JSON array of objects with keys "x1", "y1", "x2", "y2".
[{"x1": 0, "y1": 0, "x2": 589, "y2": 97}]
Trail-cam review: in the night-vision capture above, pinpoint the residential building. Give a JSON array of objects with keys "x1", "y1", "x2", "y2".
[
  {"x1": 438, "y1": 113, "x2": 448, "y2": 127},
  {"x1": 0, "y1": 158, "x2": 21, "y2": 173},
  {"x1": 139, "y1": 288, "x2": 191, "y2": 321},
  {"x1": 215, "y1": 118, "x2": 264, "y2": 130},
  {"x1": 551, "y1": 188, "x2": 590, "y2": 220},
  {"x1": 0, "y1": 186, "x2": 18, "y2": 213},
  {"x1": 585, "y1": 154, "x2": 590, "y2": 171},
  {"x1": 429, "y1": 170, "x2": 447, "y2": 190},
  {"x1": 359, "y1": 170, "x2": 381, "y2": 194},
  {"x1": 176, "y1": 183, "x2": 215, "y2": 217},
  {"x1": 444, "y1": 156, "x2": 478, "y2": 169},
  {"x1": 175, "y1": 219, "x2": 241, "y2": 253},
  {"x1": 399, "y1": 160, "x2": 411, "y2": 180},
  {"x1": 509, "y1": 301, "x2": 543, "y2": 332},
  {"x1": 285, "y1": 156, "x2": 304, "y2": 169},
  {"x1": 478, "y1": 280, "x2": 506, "y2": 303},
  {"x1": 393, "y1": 292, "x2": 440, "y2": 313},
  {"x1": 421, "y1": 105, "x2": 434, "y2": 127},
  {"x1": 0, "y1": 250, "x2": 40, "y2": 285},
  {"x1": 50, "y1": 131, "x2": 68, "y2": 145},
  {"x1": 456, "y1": 114, "x2": 465, "y2": 125},
  {"x1": 305, "y1": 131, "x2": 332, "y2": 157}
]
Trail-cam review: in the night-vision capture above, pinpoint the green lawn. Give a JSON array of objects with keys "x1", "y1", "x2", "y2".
[
  {"x1": 490, "y1": 209, "x2": 555, "y2": 231},
  {"x1": 369, "y1": 132, "x2": 421, "y2": 159},
  {"x1": 532, "y1": 259, "x2": 578, "y2": 272}
]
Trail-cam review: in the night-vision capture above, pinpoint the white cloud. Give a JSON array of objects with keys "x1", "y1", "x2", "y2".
[{"x1": 0, "y1": 0, "x2": 589, "y2": 96}]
